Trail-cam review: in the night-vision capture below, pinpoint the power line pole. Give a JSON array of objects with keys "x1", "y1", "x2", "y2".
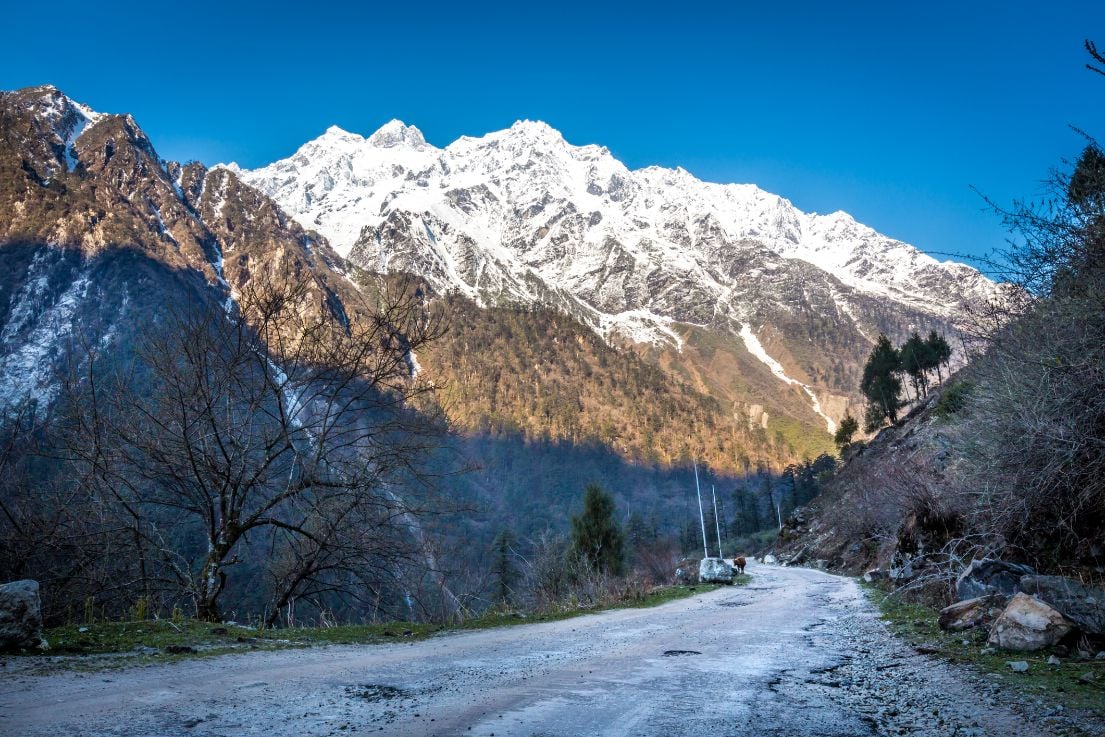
[
  {"x1": 694, "y1": 460, "x2": 708, "y2": 559},
  {"x1": 712, "y1": 484, "x2": 723, "y2": 558}
]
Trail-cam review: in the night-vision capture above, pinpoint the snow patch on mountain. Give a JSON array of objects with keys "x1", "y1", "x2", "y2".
[
  {"x1": 598, "y1": 309, "x2": 683, "y2": 351},
  {"x1": 0, "y1": 264, "x2": 91, "y2": 410},
  {"x1": 739, "y1": 324, "x2": 837, "y2": 433},
  {"x1": 61, "y1": 101, "x2": 104, "y2": 171}
]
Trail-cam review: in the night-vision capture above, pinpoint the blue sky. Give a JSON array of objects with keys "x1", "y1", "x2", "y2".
[{"x1": 4, "y1": 1, "x2": 1103, "y2": 268}]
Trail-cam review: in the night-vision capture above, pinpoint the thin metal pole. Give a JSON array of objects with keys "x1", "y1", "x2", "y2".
[
  {"x1": 712, "y1": 485, "x2": 723, "y2": 558},
  {"x1": 694, "y1": 461, "x2": 708, "y2": 559}
]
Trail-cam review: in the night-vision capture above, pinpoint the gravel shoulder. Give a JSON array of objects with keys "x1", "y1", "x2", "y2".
[{"x1": 1, "y1": 563, "x2": 1097, "y2": 736}]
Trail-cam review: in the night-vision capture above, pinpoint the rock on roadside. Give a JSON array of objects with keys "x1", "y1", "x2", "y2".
[
  {"x1": 0, "y1": 580, "x2": 45, "y2": 650},
  {"x1": 1018, "y1": 575, "x2": 1105, "y2": 636},
  {"x1": 673, "y1": 558, "x2": 699, "y2": 584},
  {"x1": 939, "y1": 595, "x2": 1002, "y2": 632},
  {"x1": 988, "y1": 592, "x2": 1074, "y2": 651},
  {"x1": 955, "y1": 559, "x2": 1034, "y2": 602},
  {"x1": 698, "y1": 558, "x2": 734, "y2": 584}
]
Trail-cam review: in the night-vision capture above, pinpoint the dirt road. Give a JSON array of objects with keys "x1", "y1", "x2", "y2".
[{"x1": 0, "y1": 564, "x2": 1070, "y2": 736}]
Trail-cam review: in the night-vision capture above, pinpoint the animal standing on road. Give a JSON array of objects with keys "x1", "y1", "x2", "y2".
[{"x1": 733, "y1": 556, "x2": 746, "y2": 574}]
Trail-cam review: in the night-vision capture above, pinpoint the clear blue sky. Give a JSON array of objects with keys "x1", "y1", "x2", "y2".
[{"x1": 4, "y1": 1, "x2": 1103, "y2": 268}]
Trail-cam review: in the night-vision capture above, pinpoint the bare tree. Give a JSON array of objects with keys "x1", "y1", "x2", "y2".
[{"x1": 66, "y1": 275, "x2": 447, "y2": 621}]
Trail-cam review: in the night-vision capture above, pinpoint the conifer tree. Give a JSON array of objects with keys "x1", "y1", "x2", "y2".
[
  {"x1": 861, "y1": 334, "x2": 904, "y2": 430},
  {"x1": 833, "y1": 413, "x2": 859, "y2": 451},
  {"x1": 568, "y1": 484, "x2": 625, "y2": 575},
  {"x1": 925, "y1": 331, "x2": 952, "y2": 383},
  {"x1": 899, "y1": 332, "x2": 933, "y2": 399}
]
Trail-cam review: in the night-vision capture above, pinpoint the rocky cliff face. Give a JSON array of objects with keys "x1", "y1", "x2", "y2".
[{"x1": 0, "y1": 85, "x2": 353, "y2": 410}]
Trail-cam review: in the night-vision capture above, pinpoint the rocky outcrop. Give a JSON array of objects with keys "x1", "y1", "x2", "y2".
[
  {"x1": 1018, "y1": 575, "x2": 1105, "y2": 636},
  {"x1": 698, "y1": 558, "x2": 734, "y2": 584},
  {"x1": 938, "y1": 595, "x2": 1003, "y2": 632},
  {"x1": 0, "y1": 579, "x2": 44, "y2": 650},
  {"x1": 763, "y1": 381, "x2": 974, "y2": 581},
  {"x1": 987, "y1": 593, "x2": 1074, "y2": 651},
  {"x1": 955, "y1": 559, "x2": 1035, "y2": 601}
]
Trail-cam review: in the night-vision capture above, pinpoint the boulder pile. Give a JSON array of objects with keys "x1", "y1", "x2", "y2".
[{"x1": 938, "y1": 559, "x2": 1105, "y2": 654}]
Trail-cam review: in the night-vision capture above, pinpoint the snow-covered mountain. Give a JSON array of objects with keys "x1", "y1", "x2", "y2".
[
  {"x1": 238, "y1": 119, "x2": 999, "y2": 432},
  {"x1": 0, "y1": 83, "x2": 997, "y2": 465}
]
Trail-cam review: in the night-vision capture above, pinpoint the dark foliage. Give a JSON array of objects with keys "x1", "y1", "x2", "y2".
[{"x1": 568, "y1": 484, "x2": 626, "y2": 576}]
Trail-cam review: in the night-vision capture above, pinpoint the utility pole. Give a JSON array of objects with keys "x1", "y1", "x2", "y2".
[
  {"x1": 711, "y1": 484, "x2": 723, "y2": 558},
  {"x1": 693, "y1": 460, "x2": 708, "y2": 559}
]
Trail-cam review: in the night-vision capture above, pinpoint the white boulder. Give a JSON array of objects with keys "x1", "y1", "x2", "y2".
[
  {"x1": 988, "y1": 592, "x2": 1074, "y2": 651},
  {"x1": 699, "y1": 558, "x2": 734, "y2": 584}
]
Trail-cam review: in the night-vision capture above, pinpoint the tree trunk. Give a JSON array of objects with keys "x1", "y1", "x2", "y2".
[{"x1": 196, "y1": 547, "x2": 228, "y2": 621}]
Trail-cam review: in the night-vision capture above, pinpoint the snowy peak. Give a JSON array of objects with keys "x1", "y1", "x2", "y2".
[
  {"x1": 5, "y1": 85, "x2": 106, "y2": 172},
  {"x1": 239, "y1": 118, "x2": 1001, "y2": 359},
  {"x1": 368, "y1": 119, "x2": 428, "y2": 150},
  {"x1": 318, "y1": 124, "x2": 364, "y2": 143},
  {"x1": 503, "y1": 119, "x2": 565, "y2": 144}
]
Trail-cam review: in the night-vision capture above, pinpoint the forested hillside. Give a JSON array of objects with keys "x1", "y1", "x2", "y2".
[{"x1": 419, "y1": 294, "x2": 834, "y2": 472}]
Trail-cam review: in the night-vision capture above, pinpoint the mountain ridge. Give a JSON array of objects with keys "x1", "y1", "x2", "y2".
[
  {"x1": 0, "y1": 84, "x2": 995, "y2": 472},
  {"x1": 238, "y1": 117, "x2": 1000, "y2": 435},
  {"x1": 236, "y1": 117, "x2": 992, "y2": 317}
]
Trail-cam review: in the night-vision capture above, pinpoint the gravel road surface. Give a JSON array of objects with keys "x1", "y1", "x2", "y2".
[{"x1": 0, "y1": 564, "x2": 1073, "y2": 736}]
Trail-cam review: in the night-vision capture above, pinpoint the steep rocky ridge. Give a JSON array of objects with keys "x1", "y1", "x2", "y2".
[
  {"x1": 0, "y1": 86, "x2": 357, "y2": 409},
  {"x1": 769, "y1": 378, "x2": 970, "y2": 582}
]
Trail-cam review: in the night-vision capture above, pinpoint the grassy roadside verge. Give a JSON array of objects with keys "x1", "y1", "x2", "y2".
[
  {"x1": 4, "y1": 579, "x2": 741, "y2": 672},
  {"x1": 863, "y1": 583, "x2": 1105, "y2": 713}
]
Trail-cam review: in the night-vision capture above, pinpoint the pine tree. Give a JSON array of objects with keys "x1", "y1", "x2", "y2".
[
  {"x1": 568, "y1": 484, "x2": 625, "y2": 575},
  {"x1": 1068, "y1": 143, "x2": 1105, "y2": 207},
  {"x1": 924, "y1": 331, "x2": 952, "y2": 383},
  {"x1": 861, "y1": 334, "x2": 904, "y2": 431},
  {"x1": 899, "y1": 332, "x2": 933, "y2": 399},
  {"x1": 833, "y1": 413, "x2": 859, "y2": 451}
]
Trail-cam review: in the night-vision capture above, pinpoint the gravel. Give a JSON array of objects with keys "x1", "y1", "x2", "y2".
[{"x1": 0, "y1": 564, "x2": 1099, "y2": 736}]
